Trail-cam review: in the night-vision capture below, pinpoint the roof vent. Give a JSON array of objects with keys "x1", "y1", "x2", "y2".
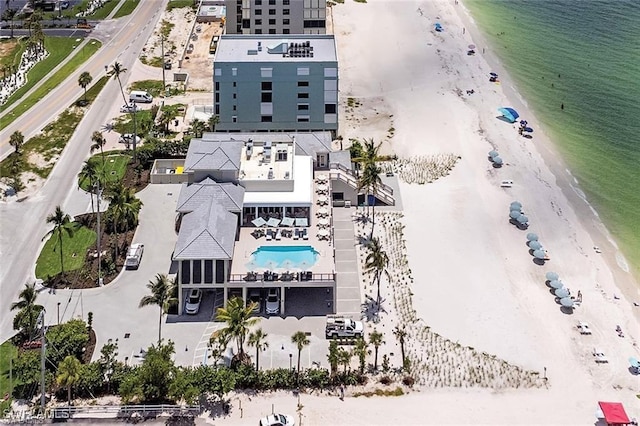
[{"x1": 257, "y1": 41, "x2": 262, "y2": 52}]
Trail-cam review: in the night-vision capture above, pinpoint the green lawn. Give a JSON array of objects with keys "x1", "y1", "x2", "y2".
[
  {"x1": 35, "y1": 223, "x2": 97, "y2": 280},
  {"x1": 89, "y1": 0, "x2": 122, "y2": 19},
  {"x1": 113, "y1": 0, "x2": 141, "y2": 18},
  {"x1": 79, "y1": 152, "x2": 131, "y2": 191},
  {"x1": 166, "y1": 0, "x2": 195, "y2": 11},
  {"x1": 0, "y1": 341, "x2": 18, "y2": 415},
  {"x1": 0, "y1": 38, "x2": 102, "y2": 130},
  {"x1": 130, "y1": 79, "x2": 182, "y2": 97}
]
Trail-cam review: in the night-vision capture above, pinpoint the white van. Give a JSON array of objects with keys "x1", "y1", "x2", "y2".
[
  {"x1": 500, "y1": 180, "x2": 514, "y2": 188},
  {"x1": 129, "y1": 90, "x2": 153, "y2": 103}
]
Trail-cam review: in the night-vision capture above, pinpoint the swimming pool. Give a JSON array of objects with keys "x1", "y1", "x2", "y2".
[{"x1": 248, "y1": 246, "x2": 319, "y2": 270}]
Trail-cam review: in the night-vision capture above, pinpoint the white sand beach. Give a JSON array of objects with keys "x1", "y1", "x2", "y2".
[{"x1": 215, "y1": 0, "x2": 640, "y2": 424}]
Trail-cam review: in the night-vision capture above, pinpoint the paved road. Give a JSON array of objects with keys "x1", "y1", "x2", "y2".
[
  {"x1": 0, "y1": 28, "x2": 92, "y2": 37},
  {"x1": 0, "y1": 0, "x2": 168, "y2": 343}
]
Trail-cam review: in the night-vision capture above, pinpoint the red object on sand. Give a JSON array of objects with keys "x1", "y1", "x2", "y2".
[{"x1": 598, "y1": 402, "x2": 631, "y2": 425}]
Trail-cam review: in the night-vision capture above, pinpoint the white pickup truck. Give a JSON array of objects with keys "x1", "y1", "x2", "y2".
[
  {"x1": 125, "y1": 243, "x2": 144, "y2": 269},
  {"x1": 325, "y1": 316, "x2": 364, "y2": 339}
]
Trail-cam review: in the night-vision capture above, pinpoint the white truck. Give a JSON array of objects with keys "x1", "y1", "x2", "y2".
[
  {"x1": 325, "y1": 315, "x2": 364, "y2": 339},
  {"x1": 125, "y1": 243, "x2": 144, "y2": 269}
]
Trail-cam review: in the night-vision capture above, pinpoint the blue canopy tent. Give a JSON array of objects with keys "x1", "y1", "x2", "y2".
[{"x1": 498, "y1": 107, "x2": 520, "y2": 123}]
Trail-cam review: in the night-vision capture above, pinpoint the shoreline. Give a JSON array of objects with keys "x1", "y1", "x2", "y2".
[{"x1": 453, "y1": 0, "x2": 640, "y2": 320}]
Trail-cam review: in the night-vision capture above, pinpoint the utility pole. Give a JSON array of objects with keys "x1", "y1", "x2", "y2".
[
  {"x1": 96, "y1": 179, "x2": 102, "y2": 286},
  {"x1": 161, "y1": 36, "x2": 166, "y2": 93},
  {"x1": 38, "y1": 310, "x2": 46, "y2": 413},
  {"x1": 132, "y1": 108, "x2": 137, "y2": 163}
]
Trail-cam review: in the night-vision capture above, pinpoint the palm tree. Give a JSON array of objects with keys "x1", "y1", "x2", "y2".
[
  {"x1": 247, "y1": 328, "x2": 269, "y2": 371},
  {"x1": 108, "y1": 62, "x2": 129, "y2": 106},
  {"x1": 78, "y1": 71, "x2": 93, "y2": 103},
  {"x1": 90, "y1": 131, "x2": 106, "y2": 165},
  {"x1": 352, "y1": 337, "x2": 370, "y2": 374},
  {"x1": 364, "y1": 237, "x2": 390, "y2": 311},
  {"x1": 105, "y1": 183, "x2": 143, "y2": 260},
  {"x1": 57, "y1": 355, "x2": 81, "y2": 404},
  {"x1": 43, "y1": 206, "x2": 74, "y2": 277},
  {"x1": 291, "y1": 331, "x2": 310, "y2": 374},
  {"x1": 78, "y1": 160, "x2": 99, "y2": 215},
  {"x1": 215, "y1": 297, "x2": 259, "y2": 358},
  {"x1": 207, "y1": 115, "x2": 219, "y2": 132},
  {"x1": 158, "y1": 110, "x2": 177, "y2": 134},
  {"x1": 393, "y1": 326, "x2": 407, "y2": 368},
  {"x1": 337, "y1": 347, "x2": 352, "y2": 373},
  {"x1": 368, "y1": 329, "x2": 384, "y2": 371},
  {"x1": 9, "y1": 131, "x2": 24, "y2": 154},
  {"x1": 138, "y1": 274, "x2": 176, "y2": 346},
  {"x1": 358, "y1": 161, "x2": 383, "y2": 238},
  {"x1": 10, "y1": 282, "x2": 42, "y2": 340},
  {"x1": 189, "y1": 118, "x2": 206, "y2": 138}
]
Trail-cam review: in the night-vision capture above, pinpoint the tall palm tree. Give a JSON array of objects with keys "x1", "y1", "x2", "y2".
[
  {"x1": 43, "y1": 206, "x2": 74, "y2": 277},
  {"x1": 56, "y1": 355, "x2": 81, "y2": 404},
  {"x1": 337, "y1": 347, "x2": 352, "y2": 373},
  {"x1": 138, "y1": 274, "x2": 176, "y2": 346},
  {"x1": 207, "y1": 115, "x2": 219, "y2": 132},
  {"x1": 352, "y1": 337, "x2": 370, "y2": 374},
  {"x1": 78, "y1": 160, "x2": 99, "y2": 215},
  {"x1": 10, "y1": 282, "x2": 42, "y2": 340},
  {"x1": 364, "y1": 237, "x2": 390, "y2": 311},
  {"x1": 105, "y1": 183, "x2": 143, "y2": 260},
  {"x1": 247, "y1": 328, "x2": 269, "y2": 371},
  {"x1": 393, "y1": 326, "x2": 407, "y2": 369},
  {"x1": 368, "y1": 329, "x2": 384, "y2": 371},
  {"x1": 108, "y1": 62, "x2": 129, "y2": 106},
  {"x1": 358, "y1": 161, "x2": 382, "y2": 237},
  {"x1": 90, "y1": 131, "x2": 106, "y2": 165},
  {"x1": 215, "y1": 297, "x2": 259, "y2": 358},
  {"x1": 78, "y1": 71, "x2": 93, "y2": 103},
  {"x1": 189, "y1": 118, "x2": 206, "y2": 138},
  {"x1": 291, "y1": 331, "x2": 310, "y2": 374},
  {"x1": 9, "y1": 130, "x2": 24, "y2": 154}
]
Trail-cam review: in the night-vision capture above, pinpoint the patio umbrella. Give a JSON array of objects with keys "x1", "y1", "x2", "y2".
[
  {"x1": 629, "y1": 357, "x2": 640, "y2": 368},
  {"x1": 298, "y1": 260, "x2": 312, "y2": 271},
  {"x1": 519, "y1": 120, "x2": 528, "y2": 126},
  {"x1": 280, "y1": 259, "x2": 296, "y2": 270},
  {"x1": 493, "y1": 156, "x2": 503, "y2": 165},
  {"x1": 264, "y1": 260, "x2": 279, "y2": 271},
  {"x1": 316, "y1": 174, "x2": 328, "y2": 182},
  {"x1": 490, "y1": 72, "x2": 498, "y2": 77},
  {"x1": 317, "y1": 207, "x2": 329, "y2": 216},
  {"x1": 517, "y1": 214, "x2": 529, "y2": 224},
  {"x1": 549, "y1": 280, "x2": 563, "y2": 289},
  {"x1": 528, "y1": 241, "x2": 542, "y2": 250},
  {"x1": 523, "y1": 127, "x2": 534, "y2": 133},
  {"x1": 526, "y1": 233, "x2": 539, "y2": 241},
  {"x1": 555, "y1": 288, "x2": 570, "y2": 298},
  {"x1": 488, "y1": 150, "x2": 499, "y2": 158},
  {"x1": 560, "y1": 297, "x2": 574, "y2": 308},
  {"x1": 267, "y1": 217, "x2": 281, "y2": 227},
  {"x1": 251, "y1": 217, "x2": 267, "y2": 227},
  {"x1": 533, "y1": 249, "x2": 546, "y2": 259},
  {"x1": 468, "y1": 44, "x2": 476, "y2": 50},
  {"x1": 281, "y1": 217, "x2": 295, "y2": 227},
  {"x1": 510, "y1": 201, "x2": 523, "y2": 210},
  {"x1": 295, "y1": 217, "x2": 308, "y2": 227},
  {"x1": 498, "y1": 107, "x2": 520, "y2": 123},
  {"x1": 510, "y1": 209, "x2": 522, "y2": 219},
  {"x1": 546, "y1": 272, "x2": 559, "y2": 281}
]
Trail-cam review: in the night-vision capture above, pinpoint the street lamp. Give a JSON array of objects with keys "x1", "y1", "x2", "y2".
[
  {"x1": 57, "y1": 302, "x2": 60, "y2": 325},
  {"x1": 289, "y1": 353, "x2": 292, "y2": 370}
]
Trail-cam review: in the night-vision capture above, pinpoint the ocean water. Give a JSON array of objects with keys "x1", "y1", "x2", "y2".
[{"x1": 464, "y1": 0, "x2": 640, "y2": 278}]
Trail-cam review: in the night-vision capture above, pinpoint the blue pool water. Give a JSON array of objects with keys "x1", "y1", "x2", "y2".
[{"x1": 249, "y1": 246, "x2": 319, "y2": 270}]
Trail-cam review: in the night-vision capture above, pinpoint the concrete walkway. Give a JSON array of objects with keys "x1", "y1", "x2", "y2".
[{"x1": 332, "y1": 206, "x2": 362, "y2": 317}]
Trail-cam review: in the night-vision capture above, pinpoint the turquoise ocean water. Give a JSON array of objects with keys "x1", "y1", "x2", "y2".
[{"x1": 464, "y1": 0, "x2": 640, "y2": 279}]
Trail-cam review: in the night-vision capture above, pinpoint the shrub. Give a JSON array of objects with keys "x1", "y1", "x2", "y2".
[
  {"x1": 402, "y1": 376, "x2": 415, "y2": 387},
  {"x1": 379, "y1": 375, "x2": 392, "y2": 385}
]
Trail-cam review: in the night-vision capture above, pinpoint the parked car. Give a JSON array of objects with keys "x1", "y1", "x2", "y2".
[
  {"x1": 124, "y1": 243, "x2": 144, "y2": 269},
  {"x1": 118, "y1": 134, "x2": 141, "y2": 145},
  {"x1": 259, "y1": 413, "x2": 295, "y2": 426},
  {"x1": 248, "y1": 289, "x2": 261, "y2": 313},
  {"x1": 185, "y1": 289, "x2": 202, "y2": 315},
  {"x1": 120, "y1": 103, "x2": 138, "y2": 113},
  {"x1": 265, "y1": 288, "x2": 280, "y2": 315}
]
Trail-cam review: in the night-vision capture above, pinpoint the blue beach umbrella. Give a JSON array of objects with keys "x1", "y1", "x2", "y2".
[
  {"x1": 490, "y1": 72, "x2": 498, "y2": 77},
  {"x1": 510, "y1": 201, "x2": 522, "y2": 210},
  {"x1": 549, "y1": 280, "x2": 563, "y2": 289},
  {"x1": 526, "y1": 233, "x2": 539, "y2": 241},
  {"x1": 493, "y1": 156, "x2": 503, "y2": 165},
  {"x1": 629, "y1": 357, "x2": 640, "y2": 368},
  {"x1": 510, "y1": 209, "x2": 522, "y2": 219},
  {"x1": 488, "y1": 150, "x2": 499, "y2": 158},
  {"x1": 524, "y1": 127, "x2": 534, "y2": 133},
  {"x1": 546, "y1": 272, "x2": 559, "y2": 281},
  {"x1": 533, "y1": 249, "x2": 546, "y2": 259},
  {"x1": 529, "y1": 241, "x2": 543, "y2": 250},
  {"x1": 517, "y1": 214, "x2": 529, "y2": 224},
  {"x1": 498, "y1": 107, "x2": 520, "y2": 123},
  {"x1": 555, "y1": 288, "x2": 570, "y2": 298},
  {"x1": 560, "y1": 297, "x2": 574, "y2": 308}
]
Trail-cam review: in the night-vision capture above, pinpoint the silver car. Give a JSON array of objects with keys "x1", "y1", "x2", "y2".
[
  {"x1": 185, "y1": 289, "x2": 202, "y2": 315},
  {"x1": 265, "y1": 288, "x2": 280, "y2": 315}
]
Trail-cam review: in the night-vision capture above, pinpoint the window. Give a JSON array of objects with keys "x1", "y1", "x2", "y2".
[
  {"x1": 215, "y1": 104, "x2": 220, "y2": 114},
  {"x1": 297, "y1": 67, "x2": 310, "y2": 76},
  {"x1": 283, "y1": 18, "x2": 290, "y2": 25},
  {"x1": 283, "y1": 0, "x2": 289, "y2": 4},
  {"x1": 255, "y1": 19, "x2": 262, "y2": 25},
  {"x1": 261, "y1": 92, "x2": 272, "y2": 102},
  {"x1": 181, "y1": 260, "x2": 190, "y2": 284},
  {"x1": 304, "y1": 19, "x2": 326, "y2": 28},
  {"x1": 215, "y1": 260, "x2": 225, "y2": 283},
  {"x1": 298, "y1": 92, "x2": 309, "y2": 99},
  {"x1": 261, "y1": 81, "x2": 272, "y2": 90},
  {"x1": 215, "y1": 82, "x2": 219, "y2": 90},
  {"x1": 242, "y1": 18, "x2": 250, "y2": 28},
  {"x1": 215, "y1": 93, "x2": 220, "y2": 102},
  {"x1": 297, "y1": 116, "x2": 310, "y2": 122},
  {"x1": 298, "y1": 104, "x2": 309, "y2": 110},
  {"x1": 255, "y1": 29, "x2": 262, "y2": 34},
  {"x1": 233, "y1": 105, "x2": 236, "y2": 111},
  {"x1": 283, "y1": 28, "x2": 290, "y2": 34},
  {"x1": 233, "y1": 82, "x2": 237, "y2": 87},
  {"x1": 261, "y1": 115, "x2": 273, "y2": 122},
  {"x1": 260, "y1": 68, "x2": 273, "y2": 78},
  {"x1": 325, "y1": 104, "x2": 337, "y2": 114},
  {"x1": 283, "y1": 8, "x2": 290, "y2": 15},
  {"x1": 298, "y1": 81, "x2": 309, "y2": 87},
  {"x1": 269, "y1": 18, "x2": 276, "y2": 25},
  {"x1": 268, "y1": 0, "x2": 275, "y2": 4},
  {"x1": 324, "y1": 67, "x2": 338, "y2": 77},
  {"x1": 233, "y1": 93, "x2": 237, "y2": 99},
  {"x1": 255, "y1": 0, "x2": 262, "y2": 4},
  {"x1": 214, "y1": 68, "x2": 222, "y2": 76},
  {"x1": 204, "y1": 260, "x2": 213, "y2": 283},
  {"x1": 267, "y1": 28, "x2": 275, "y2": 34},
  {"x1": 232, "y1": 116, "x2": 237, "y2": 123},
  {"x1": 193, "y1": 259, "x2": 202, "y2": 284},
  {"x1": 268, "y1": 8, "x2": 275, "y2": 15},
  {"x1": 255, "y1": 9, "x2": 262, "y2": 15},
  {"x1": 232, "y1": 67, "x2": 237, "y2": 76}
]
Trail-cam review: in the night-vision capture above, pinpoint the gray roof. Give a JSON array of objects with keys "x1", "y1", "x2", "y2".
[
  {"x1": 173, "y1": 202, "x2": 237, "y2": 260},
  {"x1": 215, "y1": 35, "x2": 337, "y2": 63},
  {"x1": 292, "y1": 132, "x2": 332, "y2": 157},
  {"x1": 184, "y1": 138, "x2": 243, "y2": 172},
  {"x1": 194, "y1": 132, "x2": 332, "y2": 158},
  {"x1": 329, "y1": 150, "x2": 352, "y2": 170},
  {"x1": 176, "y1": 178, "x2": 245, "y2": 213}
]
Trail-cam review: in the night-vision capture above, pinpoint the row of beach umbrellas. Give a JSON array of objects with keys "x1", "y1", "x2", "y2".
[
  {"x1": 544, "y1": 271, "x2": 575, "y2": 308},
  {"x1": 488, "y1": 150, "x2": 503, "y2": 167},
  {"x1": 509, "y1": 201, "x2": 529, "y2": 227},
  {"x1": 526, "y1": 232, "x2": 548, "y2": 261}
]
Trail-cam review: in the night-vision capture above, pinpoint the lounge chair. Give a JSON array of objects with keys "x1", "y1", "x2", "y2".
[
  {"x1": 293, "y1": 228, "x2": 300, "y2": 240},
  {"x1": 275, "y1": 229, "x2": 282, "y2": 241},
  {"x1": 577, "y1": 322, "x2": 592, "y2": 335},
  {"x1": 302, "y1": 228, "x2": 309, "y2": 240},
  {"x1": 593, "y1": 348, "x2": 609, "y2": 363},
  {"x1": 266, "y1": 229, "x2": 273, "y2": 241}
]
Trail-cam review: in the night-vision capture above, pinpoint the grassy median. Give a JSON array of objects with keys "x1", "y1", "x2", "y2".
[
  {"x1": 36, "y1": 222, "x2": 97, "y2": 280},
  {"x1": 113, "y1": 0, "x2": 140, "y2": 19}
]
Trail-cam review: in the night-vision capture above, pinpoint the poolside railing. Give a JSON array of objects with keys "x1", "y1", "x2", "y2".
[{"x1": 227, "y1": 272, "x2": 336, "y2": 284}]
